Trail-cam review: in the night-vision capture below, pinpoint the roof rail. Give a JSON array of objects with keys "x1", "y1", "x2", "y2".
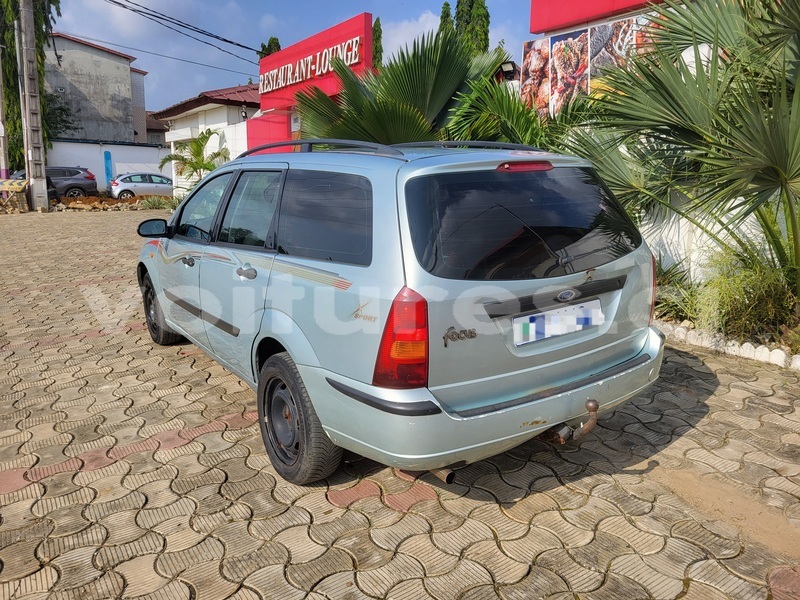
[
  {"x1": 392, "y1": 140, "x2": 544, "y2": 152},
  {"x1": 236, "y1": 139, "x2": 405, "y2": 159}
]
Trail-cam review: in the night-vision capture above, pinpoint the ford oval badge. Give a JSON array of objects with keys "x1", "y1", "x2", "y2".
[{"x1": 557, "y1": 289, "x2": 578, "y2": 302}]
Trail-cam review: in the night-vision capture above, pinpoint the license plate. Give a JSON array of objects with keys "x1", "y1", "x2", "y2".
[{"x1": 513, "y1": 300, "x2": 604, "y2": 346}]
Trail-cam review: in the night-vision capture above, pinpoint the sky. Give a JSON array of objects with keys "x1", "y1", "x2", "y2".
[{"x1": 53, "y1": 0, "x2": 534, "y2": 112}]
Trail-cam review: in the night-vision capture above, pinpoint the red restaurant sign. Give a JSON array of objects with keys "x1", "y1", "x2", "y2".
[
  {"x1": 258, "y1": 13, "x2": 372, "y2": 111},
  {"x1": 529, "y1": 0, "x2": 662, "y2": 34}
]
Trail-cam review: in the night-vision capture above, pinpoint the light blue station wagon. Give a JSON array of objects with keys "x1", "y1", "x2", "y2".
[{"x1": 137, "y1": 140, "x2": 664, "y2": 484}]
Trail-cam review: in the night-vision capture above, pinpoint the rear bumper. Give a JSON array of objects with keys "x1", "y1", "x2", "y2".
[{"x1": 302, "y1": 326, "x2": 665, "y2": 470}]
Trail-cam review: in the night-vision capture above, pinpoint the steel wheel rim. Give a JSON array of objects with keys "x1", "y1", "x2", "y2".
[
  {"x1": 144, "y1": 284, "x2": 159, "y2": 337},
  {"x1": 266, "y1": 378, "x2": 300, "y2": 465}
]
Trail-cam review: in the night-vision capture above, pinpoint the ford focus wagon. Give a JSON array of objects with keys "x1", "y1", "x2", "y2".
[{"x1": 137, "y1": 140, "x2": 664, "y2": 484}]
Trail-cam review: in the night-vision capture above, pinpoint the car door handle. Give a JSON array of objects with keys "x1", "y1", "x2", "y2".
[
  {"x1": 236, "y1": 267, "x2": 257, "y2": 280},
  {"x1": 181, "y1": 256, "x2": 195, "y2": 267}
]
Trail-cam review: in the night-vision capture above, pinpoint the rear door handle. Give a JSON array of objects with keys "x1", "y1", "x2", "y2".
[
  {"x1": 236, "y1": 267, "x2": 257, "y2": 280},
  {"x1": 181, "y1": 256, "x2": 195, "y2": 267}
]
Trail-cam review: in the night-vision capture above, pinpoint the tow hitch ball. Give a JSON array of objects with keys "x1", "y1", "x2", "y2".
[{"x1": 552, "y1": 399, "x2": 599, "y2": 444}]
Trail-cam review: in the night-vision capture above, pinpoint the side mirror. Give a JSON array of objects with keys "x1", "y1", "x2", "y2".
[{"x1": 137, "y1": 218, "x2": 169, "y2": 238}]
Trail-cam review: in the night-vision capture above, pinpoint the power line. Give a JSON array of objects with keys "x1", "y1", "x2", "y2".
[
  {"x1": 58, "y1": 31, "x2": 258, "y2": 77},
  {"x1": 102, "y1": 0, "x2": 258, "y2": 66},
  {"x1": 111, "y1": 0, "x2": 260, "y2": 54}
]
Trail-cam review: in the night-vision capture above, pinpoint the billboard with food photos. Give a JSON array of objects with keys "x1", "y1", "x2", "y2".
[
  {"x1": 549, "y1": 29, "x2": 589, "y2": 116},
  {"x1": 520, "y1": 38, "x2": 551, "y2": 118},
  {"x1": 521, "y1": 15, "x2": 657, "y2": 118},
  {"x1": 589, "y1": 18, "x2": 637, "y2": 79}
]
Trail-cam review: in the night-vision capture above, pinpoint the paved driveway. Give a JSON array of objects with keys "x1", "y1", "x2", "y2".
[{"x1": 1, "y1": 211, "x2": 798, "y2": 600}]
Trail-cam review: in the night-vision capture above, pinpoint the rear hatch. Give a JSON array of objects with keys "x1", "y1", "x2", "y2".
[{"x1": 399, "y1": 154, "x2": 654, "y2": 416}]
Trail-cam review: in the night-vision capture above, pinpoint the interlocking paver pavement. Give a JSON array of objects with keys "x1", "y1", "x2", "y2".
[{"x1": 1, "y1": 211, "x2": 799, "y2": 599}]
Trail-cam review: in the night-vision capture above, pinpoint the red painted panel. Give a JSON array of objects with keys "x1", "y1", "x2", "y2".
[
  {"x1": 246, "y1": 112, "x2": 289, "y2": 151},
  {"x1": 258, "y1": 13, "x2": 372, "y2": 112},
  {"x1": 530, "y1": 0, "x2": 662, "y2": 34}
]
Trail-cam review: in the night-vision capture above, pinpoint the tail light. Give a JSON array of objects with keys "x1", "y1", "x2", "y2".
[
  {"x1": 373, "y1": 287, "x2": 428, "y2": 388},
  {"x1": 649, "y1": 253, "x2": 657, "y2": 325},
  {"x1": 111, "y1": 180, "x2": 118, "y2": 187},
  {"x1": 84, "y1": 170, "x2": 96, "y2": 180}
]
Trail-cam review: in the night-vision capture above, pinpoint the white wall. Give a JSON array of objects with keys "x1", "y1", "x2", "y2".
[
  {"x1": 162, "y1": 111, "x2": 248, "y2": 195},
  {"x1": 640, "y1": 197, "x2": 770, "y2": 283},
  {"x1": 48, "y1": 140, "x2": 171, "y2": 190}
]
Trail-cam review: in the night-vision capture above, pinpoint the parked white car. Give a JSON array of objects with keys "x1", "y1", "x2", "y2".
[{"x1": 108, "y1": 172, "x2": 173, "y2": 199}]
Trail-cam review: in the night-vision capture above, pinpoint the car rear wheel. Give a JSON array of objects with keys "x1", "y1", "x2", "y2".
[
  {"x1": 119, "y1": 190, "x2": 135, "y2": 200},
  {"x1": 142, "y1": 273, "x2": 182, "y2": 345},
  {"x1": 257, "y1": 352, "x2": 342, "y2": 484},
  {"x1": 65, "y1": 188, "x2": 86, "y2": 198}
]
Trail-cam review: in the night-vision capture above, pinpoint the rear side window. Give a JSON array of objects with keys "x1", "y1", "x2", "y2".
[
  {"x1": 276, "y1": 170, "x2": 372, "y2": 266},
  {"x1": 405, "y1": 167, "x2": 641, "y2": 281},
  {"x1": 218, "y1": 171, "x2": 282, "y2": 248}
]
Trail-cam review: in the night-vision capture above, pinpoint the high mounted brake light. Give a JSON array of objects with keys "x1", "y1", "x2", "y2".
[
  {"x1": 496, "y1": 161, "x2": 553, "y2": 172},
  {"x1": 373, "y1": 287, "x2": 428, "y2": 389}
]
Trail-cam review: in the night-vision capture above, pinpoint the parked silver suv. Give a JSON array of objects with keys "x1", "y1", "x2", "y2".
[{"x1": 137, "y1": 140, "x2": 664, "y2": 484}]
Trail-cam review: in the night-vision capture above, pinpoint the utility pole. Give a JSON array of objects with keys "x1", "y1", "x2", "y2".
[
  {"x1": 19, "y1": 0, "x2": 47, "y2": 210},
  {"x1": 0, "y1": 43, "x2": 8, "y2": 179}
]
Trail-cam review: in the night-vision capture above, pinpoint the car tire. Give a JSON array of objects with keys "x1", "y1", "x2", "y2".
[
  {"x1": 257, "y1": 352, "x2": 342, "y2": 484},
  {"x1": 119, "y1": 190, "x2": 135, "y2": 200},
  {"x1": 65, "y1": 188, "x2": 86, "y2": 198},
  {"x1": 141, "y1": 273, "x2": 182, "y2": 345}
]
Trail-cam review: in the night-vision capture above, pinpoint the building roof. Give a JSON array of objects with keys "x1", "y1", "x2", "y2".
[
  {"x1": 152, "y1": 84, "x2": 260, "y2": 119},
  {"x1": 51, "y1": 32, "x2": 136, "y2": 62},
  {"x1": 146, "y1": 112, "x2": 168, "y2": 132}
]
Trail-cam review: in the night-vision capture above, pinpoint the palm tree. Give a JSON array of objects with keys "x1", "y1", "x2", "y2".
[
  {"x1": 295, "y1": 29, "x2": 506, "y2": 143},
  {"x1": 446, "y1": 77, "x2": 590, "y2": 150},
  {"x1": 158, "y1": 129, "x2": 230, "y2": 189},
  {"x1": 574, "y1": 0, "x2": 800, "y2": 294}
]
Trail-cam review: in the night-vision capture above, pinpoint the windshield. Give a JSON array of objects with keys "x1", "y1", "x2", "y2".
[{"x1": 405, "y1": 167, "x2": 641, "y2": 281}]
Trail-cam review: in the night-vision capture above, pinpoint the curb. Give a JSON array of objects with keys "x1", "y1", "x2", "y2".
[{"x1": 654, "y1": 320, "x2": 800, "y2": 371}]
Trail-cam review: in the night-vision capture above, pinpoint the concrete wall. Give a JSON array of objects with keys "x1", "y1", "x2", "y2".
[
  {"x1": 45, "y1": 37, "x2": 134, "y2": 143},
  {"x1": 131, "y1": 71, "x2": 147, "y2": 144},
  {"x1": 48, "y1": 140, "x2": 171, "y2": 191}
]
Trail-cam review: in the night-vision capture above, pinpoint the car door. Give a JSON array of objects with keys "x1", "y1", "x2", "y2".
[
  {"x1": 46, "y1": 168, "x2": 68, "y2": 195},
  {"x1": 125, "y1": 174, "x2": 151, "y2": 195},
  {"x1": 150, "y1": 174, "x2": 173, "y2": 196},
  {"x1": 158, "y1": 172, "x2": 233, "y2": 349},
  {"x1": 199, "y1": 168, "x2": 285, "y2": 380}
]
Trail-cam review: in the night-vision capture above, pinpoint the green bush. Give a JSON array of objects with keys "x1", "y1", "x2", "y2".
[
  {"x1": 695, "y1": 250, "x2": 797, "y2": 345},
  {"x1": 138, "y1": 196, "x2": 169, "y2": 210},
  {"x1": 654, "y1": 258, "x2": 697, "y2": 323},
  {"x1": 165, "y1": 195, "x2": 182, "y2": 210}
]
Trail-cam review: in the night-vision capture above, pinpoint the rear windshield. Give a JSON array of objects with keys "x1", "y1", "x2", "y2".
[{"x1": 405, "y1": 167, "x2": 641, "y2": 280}]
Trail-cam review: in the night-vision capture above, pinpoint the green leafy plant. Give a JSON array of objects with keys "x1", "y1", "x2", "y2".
[
  {"x1": 695, "y1": 249, "x2": 797, "y2": 343},
  {"x1": 159, "y1": 129, "x2": 230, "y2": 189},
  {"x1": 165, "y1": 195, "x2": 182, "y2": 210},
  {"x1": 654, "y1": 258, "x2": 698, "y2": 323},
  {"x1": 138, "y1": 196, "x2": 169, "y2": 210},
  {"x1": 295, "y1": 29, "x2": 506, "y2": 143}
]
